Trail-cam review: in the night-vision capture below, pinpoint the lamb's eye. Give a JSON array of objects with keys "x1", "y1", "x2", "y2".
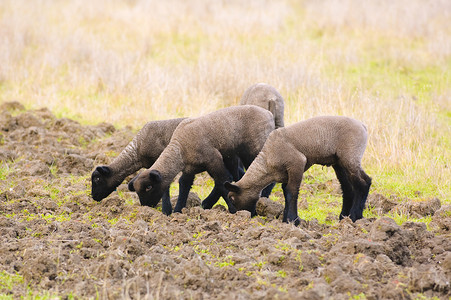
[
  {"x1": 94, "y1": 177, "x2": 100, "y2": 183},
  {"x1": 145, "y1": 185, "x2": 152, "y2": 192}
]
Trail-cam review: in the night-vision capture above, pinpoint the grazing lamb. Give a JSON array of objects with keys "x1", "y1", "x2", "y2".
[
  {"x1": 240, "y1": 83, "x2": 285, "y2": 129},
  {"x1": 91, "y1": 118, "x2": 188, "y2": 215},
  {"x1": 225, "y1": 116, "x2": 372, "y2": 225},
  {"x1": 92, "y1": 117, "x2": 243, "y2": 215},
  {"x1": 130, "y1": 105, "x2": 275, "y2": 214}
]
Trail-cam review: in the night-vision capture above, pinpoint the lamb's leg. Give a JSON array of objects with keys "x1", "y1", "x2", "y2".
[
  {"x1": 281, "y1": 182, "x2": 301, "y2": 226},
  {"x1": 237, "y1": 159, "x2": 245, "y2": 179},
  {"x1": 261, "y1": 182, "x2": 276, "y2": 198},
  {"x1": 202, "y1": 153, "x2": 236, "y2": 213},
  {"x1": 281, "y1": 165, "x2": 304, "y2": 226},
  {"x1": 333, "y1": 164, "x2": 355, "y2": 220},
  {"x1": 201, "y1": 168, "x2": 236, "y2": 211},
  {"x1": 161, "y1": 187, "x2": 172, "y2": 216},
  {"x1": 173, "y1": 172, "x2": 195, "y2": 213},
  {"x1": 223, "y1": 156, "x2": 241, "y2": 181},
  {"x1": 202, "y1": 173, "x2": 236, "y2": 213},
  {"x1": 348, "y1": 168, "x2": 372, "y2": 222},
  {"x1": 216, "y1": 177, "x2": 237, "y2": 214},
  {"x1": 201, "y1": 185, "x2": 221, "y2": 209}
]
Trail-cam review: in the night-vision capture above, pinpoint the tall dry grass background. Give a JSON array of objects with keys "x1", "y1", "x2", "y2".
[{"x1": 0, "y1": 0, "x2": 450, "y2": 199}]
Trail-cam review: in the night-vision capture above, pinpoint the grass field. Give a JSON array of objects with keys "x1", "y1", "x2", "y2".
[{"x1": 0, "y1": 0, "x2": 450, "y2": 203}]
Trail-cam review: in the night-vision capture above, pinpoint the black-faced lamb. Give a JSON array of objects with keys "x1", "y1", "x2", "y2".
[
  {"x1": 91, "y1": 118, "x2": 188, "y2": 215},
  {"x1": 225, "y1": 116, "x2": 372, "y2": 224},
  {"x1": 129, "y1": 105, "x2": 275, "y2": 213},
  {"x1": 240, "y1": 83, "x2": 285, "y2": 129}
]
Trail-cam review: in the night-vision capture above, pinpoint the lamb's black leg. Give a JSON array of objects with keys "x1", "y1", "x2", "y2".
[
  {"x1": 201, "y1": 185, "x2": 221, "y2": 210},
  {"x1": 223, "y1": 156, "x2": 241, "y2": 181},
  {"x1": 202, "y1": 166, "x2": 234, "y2": 210},
  {"x1": 202, "y1": 178, "x2": 236, "y2": 213},
  {"x1": 348, "y1": 169, "x2": 372, "y2": 222},
  {"x1": 173, "y1": 172, "x2": 195, "y2": 213},
  {"x1": 203, "y1": 156, "x2": 236, "y2": 213},
  {"x1": 333, "y1": 164, "x2": 355, "y2": 220},
  {"x1": 202, "y1": 182, "x2": 221, "y2": 209},
  {"x1": 217, "y1": 181, "x2": 237, "y2": 214},
  {"x1": 161, "y1": 187, "x2": 172, "y2": 216},
  {"x1": 261, "y1": 182, "x2": 276, "y2": 198},
  {"x1": 282, "y1": 182, "x2": 300, "y2": 226},
  {"x1": 237, "y1": 159, "x2": 245, "y2": 179},
  {"x1": 281, "y1": 166, "x2": 303, "y2": 226}
]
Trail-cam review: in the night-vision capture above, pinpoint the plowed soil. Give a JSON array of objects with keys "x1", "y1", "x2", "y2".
[{"x1": 1, "y1": 102, "x2": 450, "y2": 299}]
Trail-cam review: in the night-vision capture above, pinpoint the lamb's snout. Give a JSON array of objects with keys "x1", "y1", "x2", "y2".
[
  {"x1": 128, "y1": 174, "x2": 139, "y2": 192},
  {"x1": 228, "y1": 192, "x2": 237, "y2": 206}
]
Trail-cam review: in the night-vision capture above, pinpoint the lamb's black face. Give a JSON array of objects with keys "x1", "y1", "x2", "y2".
[
  {"x1": 225, "y1": 182, "x2": 258, "y2": 213},
  {"x1": 91, "y1": 166, "x2": 115, "y2": 202},
  {"x1": 133, "y1": 170, "x2": 164, "y2": 207},
  {"x1": 227, "y1": 191, "x2": 256, "y2": 212}
]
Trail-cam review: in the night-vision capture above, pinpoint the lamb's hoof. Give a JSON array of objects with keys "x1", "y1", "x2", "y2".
[
  {"x1": 349, "y1": 211, "x2": 363, "y2": 223},
  {"x1": 162, "y1": 209, "x2": 172, "y2": 216},
  {"x1": 287, "y1": 216, "x2": 301, "y2": 226},
  {"x1": 201, "y1": 201, "x2": 213, "y2": 210}
]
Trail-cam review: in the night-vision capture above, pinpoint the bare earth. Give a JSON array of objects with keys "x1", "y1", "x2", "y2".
[{"x1": 0, "y1": 103, "x2": 450, "y2": 299}]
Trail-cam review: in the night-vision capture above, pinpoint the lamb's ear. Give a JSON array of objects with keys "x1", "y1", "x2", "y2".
[
  {"x1": 224, "y1": 181, "x2": 241, "y2": 194},
  {"x1": 268, "y1": 99, "x2": 276, "y2": 117},
  {"x1": 96, "y1": 166, "x2": 111, "y2": 176},
  {"x1": 148, "y1": 170, "x2": 162, "y2": 184}
]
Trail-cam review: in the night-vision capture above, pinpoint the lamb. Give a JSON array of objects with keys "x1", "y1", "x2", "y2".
[
  {"x1": 129, "y1": 105, "x2": 275, "y2": 213},
  {"x1": 240, "y1": 83, "x2": 285, "y2": 129},
  {"x1": 225, "y1": 116, "x2": 372, "y2": 225},
  {"x1": 91, "y1": 118, "x2": 187, "y2": 215}
]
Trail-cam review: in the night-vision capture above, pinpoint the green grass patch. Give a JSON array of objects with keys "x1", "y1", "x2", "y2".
[
  {"x1": 368, "y1": 165, "x2": 450, "y2": 202},
  {"x1": 0, "y1": 271, "x2": 24, "y2": 292},
  {"x1": 0, "y1": 162, "x2": 12, "y2": 181},
  {"x1": 0, "y1": 271, "x2": 68, "y2": 300},
  {"x1": 214, "y1": 256, "x2": 235, "y2": 268}
]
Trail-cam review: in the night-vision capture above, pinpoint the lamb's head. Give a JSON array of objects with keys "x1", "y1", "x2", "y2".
[
  {"x1": 91, "y1": 166, "x2": 116, "y2": 201},
  {"x1": 224, "y1": 182, "x2": 259, "y2": 214},
  {"x1": 129, "y1": 169, "x2": 164, "y2": 207}
]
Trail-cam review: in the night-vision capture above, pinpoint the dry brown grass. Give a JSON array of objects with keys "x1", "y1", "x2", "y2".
[{"x1": 0, "y1": 0, "x2": 449, "y2": 199}]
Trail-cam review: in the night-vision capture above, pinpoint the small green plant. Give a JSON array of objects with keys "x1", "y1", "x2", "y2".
[
  {"x1": 252, "y1": 260, "x2": 267, "y2": 269},
  {"x1": 77, "y1": 136, "x2": 89, "y2": 148},
  {"x1": 193, "y1": 245, "x2": 211, "y2": 256},
  {"x1": 215, "y1": 256, "x2": 235, "y2": 268},
  {"x1": 49, "y1": 164, "x2": 58, "y2": 177},
  {"x1": 276, "y1": 270, "x2": 287, "y2": 278},
  {"x1": 349, "y1": 292, "x2": 367, "y2": 300},
  {"x1": 0, "y1": 162, "x2": 12, "y2": 181},
  {"x1": 92, "y1": 238, "x2": 102, "y2": 244},
  {"x1": 107, "y1": 217, "x2": 119, "y2": 225},
  {"x1": 193, "y1": 231, "x2": 206, "y2": 239}
]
